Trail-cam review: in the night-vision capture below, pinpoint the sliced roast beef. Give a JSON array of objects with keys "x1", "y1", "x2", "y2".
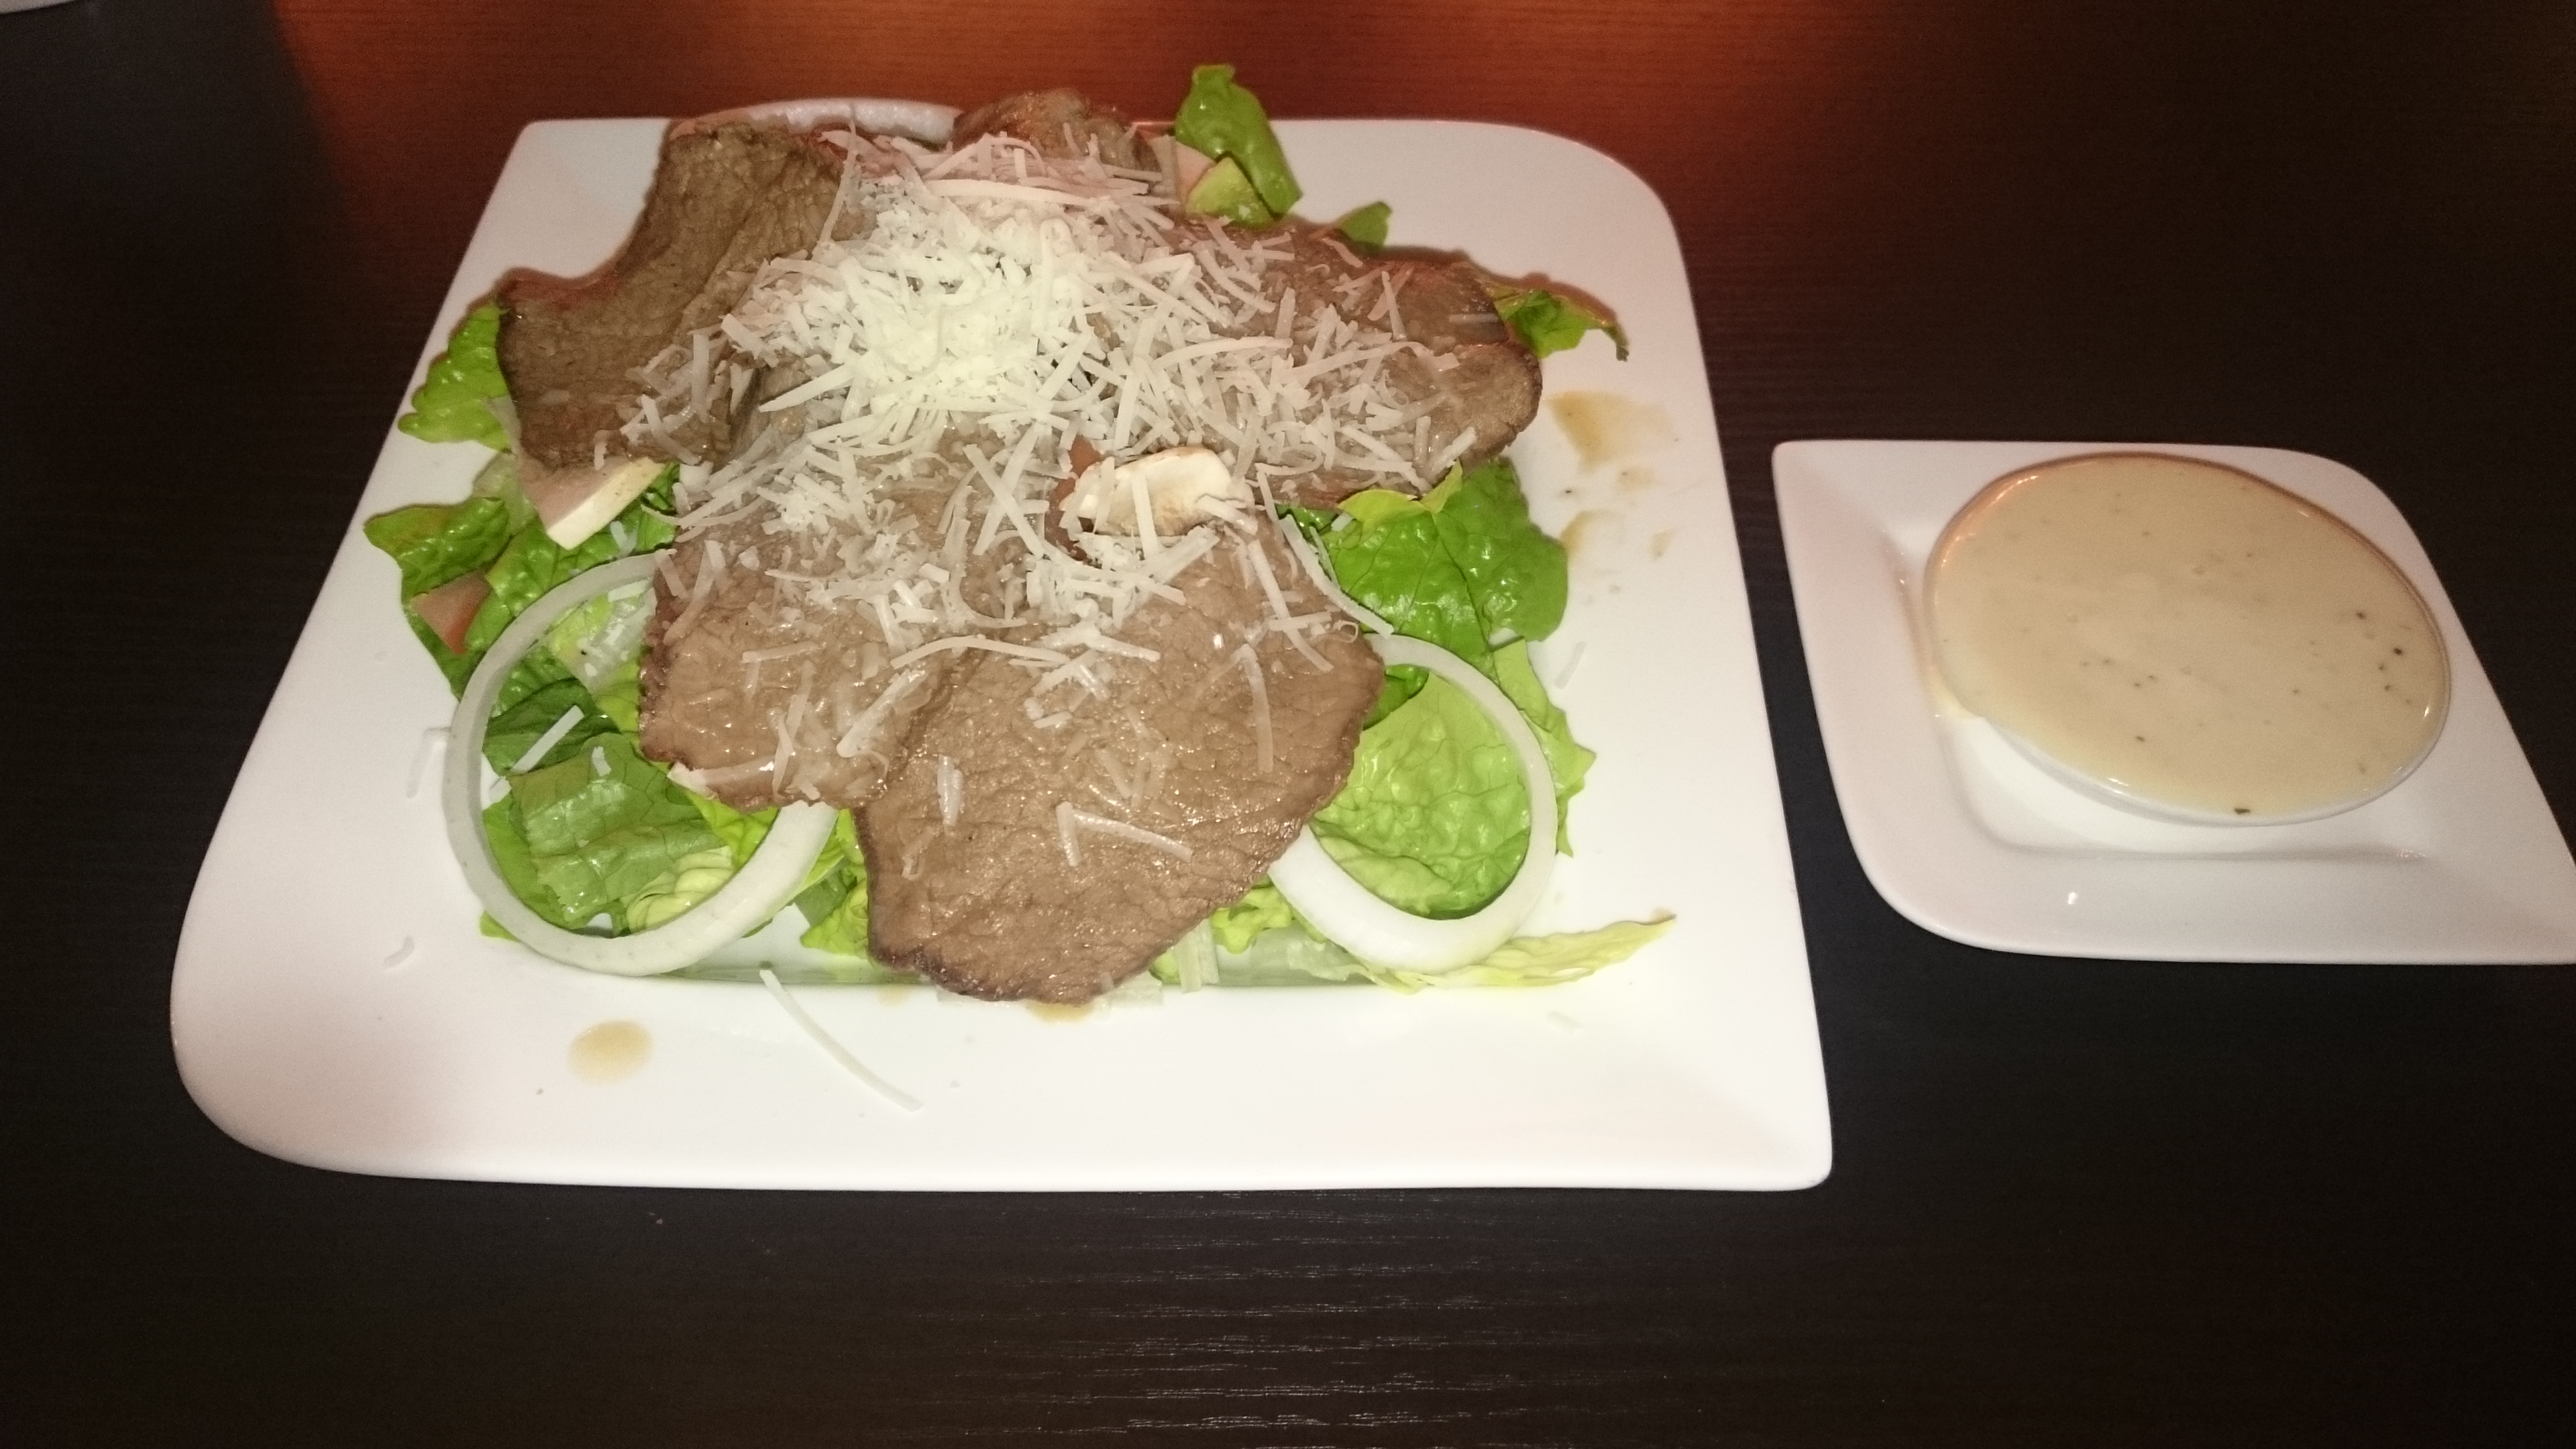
[
  {"x1": 495, "y1": 122, "x2": 852, "y2": 470},
  {"x1": 1254, "y1": 227, "x2": 1542, "y2": 506},
  {"x1": 952, "y1": 88, "x2": 1150, "y2": 170},
  {"x1": 635, "y1": 465, "x2": 1028, "y2": 812},
  {"x1": 861, "y1": 527, "x2": 1383, "y2": 1002}
]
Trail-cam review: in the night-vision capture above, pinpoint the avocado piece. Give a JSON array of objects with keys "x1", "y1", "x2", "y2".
[{"x1": 1185, "y1": 156, "x2": 1277, "y2": 229}]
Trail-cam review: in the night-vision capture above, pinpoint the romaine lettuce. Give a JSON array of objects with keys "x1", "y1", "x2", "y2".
[
  {"x1": 508, "y1": 734, "x2": 725, "y2": 926},
  {"x1": 1300, "y1": 634, "x2": 1593, "y2": 916},
  {"x1": 364, "y1": 496, "x2": 513, "y2": 599},
  {"x1": 1489, "y1": 286, "x2": 1628, "y2": 361},
  {"x1": 1208, "y1": 882, "x2": 1299, "y2": 953},
  {"x1": 396, "y1": 303, "x2": 512, "y2": 447},
  {"x1": 659, "y1": 792, "x2": 861, "y2": 938},
  {"x1": 479, "y1": 798, "x2": 560, "y2": 928},
  {"x1": 1319, "y1": 488, "x2": 1490, "y2": 662},
  {"x1": 544, "y1": 586, "x2": 654, "y2": 729},
  {"x1": 481, "y1": 664, "x2": 620, "y2": 774},
  {"x1": 1426, "y1": 459, "x2": 1568, "y2": 644},
  {"x1": 794, "y1": 826, "x2": 874, "y2": 957},
  {"x1": 1366, "y1": 917, "x2": 1672, "y2": 990},
  {"x1": 1310, "y1": 674, "x2": 1530, "y2": 916},
  {"x1": 1317, "y1": 459, "x2": 1569, "y2": 660},
  {"x1": 625, "y1": 847, "x2": 739, "y2": 932}
]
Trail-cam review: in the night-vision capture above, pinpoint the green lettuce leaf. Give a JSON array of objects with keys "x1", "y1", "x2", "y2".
[
  {"x1": 688, "y1": 790, "x2": 775, "y2": 869},
  {"x1": 657, "y1": 792, "x2": 858, "y2": 925},
  {"x1": 507, "y1": 735, "x2": 722, "y2": 924},
  {"x1": 1335, "y1": 201, "x2": 1391, "y2": 251},
  {"x1": 1428, "y1": 459, "x2": 1568, "y2": 644},
  {"x1": 796, "y1": 822, "x2": 873, "y2": 956},
  {"x1": 480, "y1": 796, "x2": 569, "y2": 927},
  {"x1": 1318, "y1": 459, "x2": 1568, "y2": 659},
  {"x1": 543, "y1": 584, "x2": 655, "y2": 731},
  {"x1": 396, "y1": 303, "x2": 511, "y2": 447},
  {"x1": 364, "y1": 496, "x2": 513, "y2": 599},
  {"x1": 1362, "y1": 663, "x2": 1428, "y2": 728},
  {"x1": 1310, "y1": 674, "x2": 1530, "y2": 917},
  {"x1": 1173, "y1": 64, "x2": 1301, "y2": 217},
  {"x1": 360, "y1": 451, "x2": 541, "y2": 679},
  {"x1": 1489, "y1": 286, "x2": 1628, "y2": 361},
  {"x1": 481, "y1": 663, "x2": 621, "y2": 774},
  {"x1": 607, "y1": 793, "x2": 859, "y2": 940},
  {"x1": 1321, "y1": 488, "x2": 1490, "y2": 663},
  {"x1": 625, "y1": 847, "x2": 738, "y2": 932},
  {"x1": 470, "y1": 450, "x2": 539, "y2": 533},
  {"x1": 799, "y1": 810, "x2": 861, "y2": 913},
  {"x1": 1208, "y1": 883, "x2": 1298, "y2": 953}
]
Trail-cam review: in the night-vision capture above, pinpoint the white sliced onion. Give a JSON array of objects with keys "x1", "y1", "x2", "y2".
[
  {"x1": 1268, "y1": 634, "x2": 1557, "y2": 973},
  {"x1": 442, "y1": 553, "x2": 837, "y2": 976}
]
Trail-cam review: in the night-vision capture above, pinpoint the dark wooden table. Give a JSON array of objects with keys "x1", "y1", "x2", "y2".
[{"x1": 8, "y1": 1, "x2": 2571, "y2": 1442}]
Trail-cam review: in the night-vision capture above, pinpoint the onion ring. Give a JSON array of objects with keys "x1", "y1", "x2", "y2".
[
  {"x1": 442, "y1": 553, "x2": 837, "y2": 976},
  {"x1": 1267, "y1": 634, "x2": 1557, "y2": 973}
]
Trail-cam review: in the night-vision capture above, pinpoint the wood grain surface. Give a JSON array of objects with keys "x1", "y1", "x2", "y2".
[{"x1": 5, "y1": 0, "x2": 2571, "y2": 1442}]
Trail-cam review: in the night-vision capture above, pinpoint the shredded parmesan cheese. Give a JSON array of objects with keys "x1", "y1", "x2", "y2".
[
  {"x1": 935, "y1": 755, "x2": 963, "y2": 827},
  {"x1": 1235, "y1": 644, "x2": 1274, "y2": 775},
  {"x1": 1057, "y1": 805, "x2": 1196, "y2": 861},
  {"x1": 886, "y1": 635, "x2": 1069, "y2": 672},
  {"x1": 1055, "y1": 800, "x2": 1083, "y2": 867},
  {"x1": 835, "y1": 667, "x2": 926, "y2": 758},
  {"x1": 511, "y1": 706, "x2": 586, "y2": 775},
  {"x1": 662, "y1": 540, "x2": 726, "y2": 644}
]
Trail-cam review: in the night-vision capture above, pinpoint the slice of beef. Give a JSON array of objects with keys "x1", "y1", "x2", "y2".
[
  {"x1": 862, "y1": 527, "x2": 1383, "y2": 1002},
  {"x1": 952, "y1": 88, "x2": 1149, "y2": 170},
  {"x1": 1254, "y1": 227, "x2": 1541, "y2": 506},
  {"x1": 495, "y1": 122, "x2": 851, "y2": 470},
  {"x1": 636, "y1": 471, "x2": 1017, "y2": 811}
]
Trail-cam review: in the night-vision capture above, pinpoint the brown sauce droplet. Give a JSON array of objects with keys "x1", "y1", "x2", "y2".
[
  {"x1": 1550, "y1": 392, "x2": 1676, "y2": 470},
  {"x1": 1560, "y1": 509, "x2": 1616, "y2": 564},
  {"x1": 569, "y1": 1020, "x2": 652, "y2": 1083}
]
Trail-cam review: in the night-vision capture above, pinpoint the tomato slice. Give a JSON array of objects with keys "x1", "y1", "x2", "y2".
[{"x1": 410, "y1": 571, "x2": 492, "y2": 654}]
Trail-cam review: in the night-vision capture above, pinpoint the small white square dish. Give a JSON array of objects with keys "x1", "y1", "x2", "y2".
[
  {"x1": 1776, "y1": 439, "x2": 2576, "y2": 963},
  {"x1": 170, "y1": 115, "x2": 1832, "y2": 1190}
]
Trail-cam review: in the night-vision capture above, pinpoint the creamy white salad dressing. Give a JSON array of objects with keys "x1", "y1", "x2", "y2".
[{"x1": 1927, "y1": 453, "x2": 2448, "y2": 820}]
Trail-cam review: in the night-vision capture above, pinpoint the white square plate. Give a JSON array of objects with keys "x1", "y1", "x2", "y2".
[
  {"x1": 171, "y1": 117, "x2": 1831, "y2": 1190},
  {"x1": 1776, "y1": 439, "x2": 2576, "y2": 963}
]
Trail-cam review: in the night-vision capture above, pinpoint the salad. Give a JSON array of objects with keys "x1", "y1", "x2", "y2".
[{"x1": 371, "y1": 67, "x2": 1665, "y2": 998}]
